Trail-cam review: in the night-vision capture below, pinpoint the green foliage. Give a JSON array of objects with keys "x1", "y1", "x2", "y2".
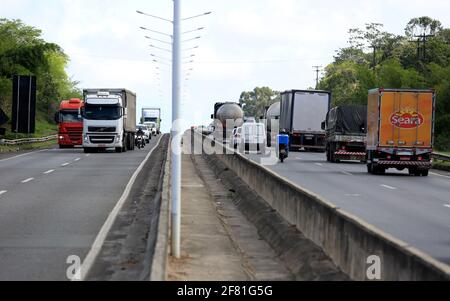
[
  {"x1": 0, "y1": 18, "x2": 81, "y2": 132},
  {"x1": 239, "y1": 87, "x2": 280, "y2": 119},
  {"x1": 318, "y1": 16, "x2": 450, "y2": 150}
]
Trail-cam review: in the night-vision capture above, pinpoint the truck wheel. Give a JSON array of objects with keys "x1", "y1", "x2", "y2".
[
  {"x1": 84, "y1": 148, "x2": 90, "y2": 154},
  {"x1": 421, "y1": 170, "x2": 429, "y2": 177},
  {"x1": 116, "y1": 147, "x2": 123, "y2": 153}
]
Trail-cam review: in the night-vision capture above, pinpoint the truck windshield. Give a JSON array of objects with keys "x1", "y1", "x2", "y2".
[
  {"x1": 84, "y1": 105, "x2": 122, "y2": 120},
  {"x1": 144, "y1": 117, "x2": 158, "y2": 123},
  {"x1": 60, "y1": 110, "x2": 82, "y2": 123}
]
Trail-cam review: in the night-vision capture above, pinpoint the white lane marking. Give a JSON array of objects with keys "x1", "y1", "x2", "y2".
[
  {"x1": 74, "y1": 158, "x2": 81, "y2": 162},
  {"x1": 79, "y1": 135, "x2": 164, "y2": 281},
  {"x1": 444, "y1": 204, "x2": 450, "y2": 209},
  {"x1": 0, "y1": 149, "x2": 47, "y2": 163},
  {"x1": 21, "y1": 178, "x2": 34, "y2": 183},
  {"x1": 341, "y1": 171, "x2": 353, "y2": 176},
  {"x1": 345, "y1": 194, "x2": 361, "y2": 197},
  {"x1": 315, "y1": 163, "x2": 323, "y2": 167},
  {"x1": 430, "y1": 172, "x2": 450, "y2": 179},
  {"x1": 0, "y1": 190, "x2": 7, "y2": 196},
  {"x1": 43, "y1": 169, "x2": 55, "y2": 175},
  {"x1": 61, "y1": 163, "x2": 70, "y2": 167},
  {"x1": 296, "y1": 157, "x2": 302, "y2": 160},
  {"x1": 381, "y1": 184, "x2": 397, "y2": 190}
]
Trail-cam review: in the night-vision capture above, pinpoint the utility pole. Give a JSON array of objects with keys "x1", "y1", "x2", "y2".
[
  {"x1": 171, "y1": 0, "x2": 182, "y2": 259},
  {"x1": 369, "y1": 45, "x2": 377, "y2": 72},
  {"x1": 138, "y1": 4, "x2": 210, "y2": 260},
  {"x1": 413, "y1": 33, "x2": 435, "y2": 63},
  {"x1": 313, "y1": 66, "x2": 322, "y2": 88}
]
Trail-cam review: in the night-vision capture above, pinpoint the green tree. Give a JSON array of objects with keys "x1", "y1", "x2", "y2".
[
  {"x1": 0, "y1": 18, "x2": 81, "y2": 128},
  {"x1": 239, "y1": 87, "x2": 280, "y2": 119}
]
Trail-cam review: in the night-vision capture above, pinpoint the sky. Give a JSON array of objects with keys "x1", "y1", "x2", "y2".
[{"x1": 1, "y1": 0, "x2": 449, "y2": 132}]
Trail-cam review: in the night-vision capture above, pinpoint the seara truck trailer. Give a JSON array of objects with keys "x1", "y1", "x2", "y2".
[
  {"x1": 366, "y1": 88, "x2": 435, "y2": 176},
  {"x1": 82, "y1": 89, "x2": 137, "y2": 153},
  {"x1": 280, "y1": 90, "x2": 331, "y2": 151}
]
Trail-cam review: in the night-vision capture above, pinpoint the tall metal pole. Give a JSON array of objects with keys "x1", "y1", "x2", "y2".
[{"x1": 171, "y1": 0, "x2": 182, "y2": 259}]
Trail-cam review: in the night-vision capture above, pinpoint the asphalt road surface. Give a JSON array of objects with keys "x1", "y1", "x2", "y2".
[
  {"x1": 245, "y1": 149, "x2": 450, "y2": 266},
  {"x1": 0, "y1": 136, "x2": 162, "y2": 280}
]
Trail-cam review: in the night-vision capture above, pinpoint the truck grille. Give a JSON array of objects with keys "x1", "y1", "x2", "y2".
[
  {"x1": 89, "y1": 136, "x2": 115, "y2": 144},
  {"x1": 67, "y1": 128, "x2": 82, "y2": 142},
  {"x1": 88, "y1": 127, "x2": 116, "y2": 133}
]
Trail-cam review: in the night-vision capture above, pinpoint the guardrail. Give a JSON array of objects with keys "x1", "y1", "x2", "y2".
[
  {"x1": 194, "y1": 131, "x2": 450, "y2": 281},
  {"x1": 0, "y1": 135, "x2": 57, "y2": 146},
  {"x1": 432, "y1": 152, "x2": 450, "y2": 162}
]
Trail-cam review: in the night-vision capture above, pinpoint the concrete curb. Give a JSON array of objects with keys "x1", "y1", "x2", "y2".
[
  {"x1": 150, "y1": 139, "x2": 171, "y2": 281},
  {"x1": 196, "y1": 132, "x2": 450, "y2": 281}
]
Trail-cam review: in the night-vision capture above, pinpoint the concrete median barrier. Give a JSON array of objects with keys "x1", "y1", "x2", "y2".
[{"x1": 193, "y1": 131, "x2": 450, "y2": 281}]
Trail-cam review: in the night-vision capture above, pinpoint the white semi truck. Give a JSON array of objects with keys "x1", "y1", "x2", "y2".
[
  {"x1": 82, "y1": 89, "x2": 137, "y2": 153},
  {"x1": 141, "y1": 108, "x2": 161, "y2": 135}
]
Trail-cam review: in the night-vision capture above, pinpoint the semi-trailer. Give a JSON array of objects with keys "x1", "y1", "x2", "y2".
[
  {"x1": 323, "y1": 105, "x2": 367, "y2": 163},
  {"x1": 280, "y1": 90, "x2": 331, "y2": 151},
  {"x1": 82, "y1": 89, "x2": 136, "y2": 153},
  {"x1": 366, "y1": 88, "x2": 435, "y2": 176},
  {"x1": 211, "y1": 102, "x2": 244, "y2": 142}
]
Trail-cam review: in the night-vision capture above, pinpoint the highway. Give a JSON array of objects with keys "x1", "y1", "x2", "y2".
[
  {"x1": 0, "y1": 137, "x2": 162, "y2": 280},
  {"x1": 245, "y1": 150, "x2": 450, "y2": 265}
]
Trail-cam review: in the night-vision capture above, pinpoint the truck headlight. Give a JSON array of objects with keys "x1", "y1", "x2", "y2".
[
  {"x1": 84, "y1": 135, "x2": 89, "y2": 142},
  {"x1": 59, "y1": 136, "x2": 64, "y2": 140},
  {"x1": 116, "y1": 135, "x2": 121, "y2": 142}
]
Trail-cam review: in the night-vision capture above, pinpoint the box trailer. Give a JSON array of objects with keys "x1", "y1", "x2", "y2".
[
  {"x1": 366, "y1": 88, "x2": 435, "y2": 176},
  {"x1": 280, "y1": 90, "x2": 331, "y2": 151}
]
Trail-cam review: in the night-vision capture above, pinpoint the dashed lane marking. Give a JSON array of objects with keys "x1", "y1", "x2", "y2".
[
  {"x1": 61, "y1": 163, "x2": 70, "y2": 167},
  {"x1": 21, "y1": 178, "x2": 34, "y2": 183},
  {"x1": 43, "y1": 170, "x2": 55, "y2": 175},
  {"x1": 0, "y1": 191, "x2": 7, "y2": 196},
  {"x1": 381, "y1": 184, "x2": 397, "y2": 190}
]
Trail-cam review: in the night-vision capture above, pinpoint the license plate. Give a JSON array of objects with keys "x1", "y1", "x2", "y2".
[
  {"x1": 400, "y1": 157, "x2": 410, "y2": 161},
  {"x1": 99, "y1": 144, "x2": 106, "y2": 148},
  {"x1": 398, "y1": 151, "x2": 413, "y2": 156}
]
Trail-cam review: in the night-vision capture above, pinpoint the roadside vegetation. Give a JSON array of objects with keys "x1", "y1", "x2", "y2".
[
  {"x1": 317, "y1": 17, "x2": 450, "y2": 151},
  {"x1": 0, "y1": 18, "x2": 81, "y2": 141},
  {"x1": 239, "y1": 17, "x2": 449, "y2": 152},
  {"x1": 0, "y1": 19, "x2": 81, "y2": 152}
]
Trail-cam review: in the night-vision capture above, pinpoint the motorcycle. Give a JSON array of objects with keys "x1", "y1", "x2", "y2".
[
  {"x1": 135, "y1": 131, "x2": 146, "y2": 149},
  {"x1": 278, "y1": 133, "x2": 290, "y2": 163}
]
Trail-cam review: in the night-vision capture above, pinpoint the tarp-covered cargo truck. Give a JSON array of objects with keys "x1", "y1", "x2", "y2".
[
  {"x1": 366, "y1": 88, "x2": 435, "y2": 176},
  {"x1": 280, "y1": 90, "x2": 331, "y2": 151},
  {"x1": 324, "y1": 105, "x2": 367, "y2": 162}
]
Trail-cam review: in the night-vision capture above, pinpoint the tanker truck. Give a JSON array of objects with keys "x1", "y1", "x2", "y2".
[
  {"x1": 262, "y1": 102, "x2": 280, "y2": 147},
  {"x1": 211, "y1": 102, "x2": 244, "y2": 143}
]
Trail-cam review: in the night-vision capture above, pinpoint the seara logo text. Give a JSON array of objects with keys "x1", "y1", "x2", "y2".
[{"x1": 390, "y1": 110, "x2": 424, "y2": 129}]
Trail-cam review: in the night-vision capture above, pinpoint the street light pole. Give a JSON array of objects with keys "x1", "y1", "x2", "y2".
[{"x1": 171, "y1": 0, "x2": 182, "y2": 259}]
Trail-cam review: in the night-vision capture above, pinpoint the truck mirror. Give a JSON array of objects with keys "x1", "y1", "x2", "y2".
[
  {"x1": 211, "y1": 114, "x2": 214, "y2": 119},
  {"x1": 321, "y1": 121, "x2": 326, "y2": 130},
  {"x1": 54, "y1": 112, "x2": 60, "y2": 124}
]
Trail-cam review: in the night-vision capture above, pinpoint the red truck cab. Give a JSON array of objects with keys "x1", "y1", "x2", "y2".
[{"x1": 55, "y1": 98, "x2": 84, "y2": 148}]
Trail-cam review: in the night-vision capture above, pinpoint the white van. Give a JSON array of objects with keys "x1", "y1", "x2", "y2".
[{"x1": 231, "y1": 123, "x2": 266, "y2": 153}]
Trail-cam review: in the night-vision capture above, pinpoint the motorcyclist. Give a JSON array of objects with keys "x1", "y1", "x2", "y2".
[{"x1": 136, "y1": 127, "x2": 146, "y2": 148}]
